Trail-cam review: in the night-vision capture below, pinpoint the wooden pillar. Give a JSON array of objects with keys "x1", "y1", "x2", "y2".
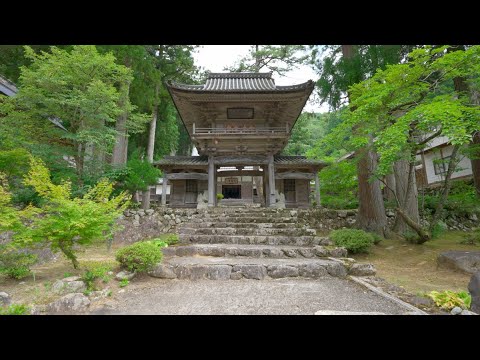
[
  {"x1": 264, "y1": 171, "x2": 270, "y2": 207},
  {"x1": 161, "y1": 172, "x2": 168, "y2": 206},
  {"x1": 208, "y1": 155, "x2": 215, "y2": 206},
  {"x1": 268, "y1": 154, "x2": 276, "y2": 207},
  {"x1": 314, "y1": 171, "x2": 321, "y2": 207}
]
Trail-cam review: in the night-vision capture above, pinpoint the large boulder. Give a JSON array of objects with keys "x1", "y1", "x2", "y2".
[
  {"x1": 46, "y1": 293, "x2": 91, "y2": 314},
  {"x1": 0, "y1": 292, "x2": 11, "y2": 306},
  {"x1": 52, "y1": 278, "x2": 86, "y2": 295},
  {"x1": 468, "y1": 272, "x2": 480, "y2": 314},
  {"x1": 437, "y1": 251, "x2": 480, "y2": 274}
]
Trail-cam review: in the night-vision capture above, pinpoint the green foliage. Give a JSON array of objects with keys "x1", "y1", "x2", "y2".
[
  {"x1": 329, "y1": 229, "x2": 375, "y2": 253},
  {"x1": 216, "y1": 193, "x2": 224, "y2": 200},
  {"x1": 115, "y1": 241, "x2": 163, "y2": 273},
  {"x1": 81, "y1": 261, "x2": 116, "y2": 291},
  {"x1": 63, "y1": 272, "x2": 73, "y2": 278},
  {"x1": 119, "y1": 279, "x2": 129, "y2": 288},
  {"x1": 460, "y1": 229, "x2": 480, "y2": 245},
  {"x1": 7, "y1": 157, "x2": 130, "y2": 269},
  {"x1": 403, "y1": 231, "x2": 421, "y2": 243},
  {"x1": 0, "y1": 252, "x2": 38, "y2": 279},
  {"x1": 427, "y1": 290, "x2": 471, "y2": 310},
  {"x1": 226, "y1": 45, "x2": 308, "y2": 75},
  {"x1": 318, "y1": 161, "x2": 358, "y2": 209},
  {"x1": 0, "y1": 304, "x2": 30, "y2": 315},
  {"x1": 370, "y1": 233, "x2": 383, "y2": 245},
  {"x1": 111, "y1": 149, "x2": 160, "y2": 194},
  {"x1": 421, "y1": 181, "x2": 480, "y2": 218}
]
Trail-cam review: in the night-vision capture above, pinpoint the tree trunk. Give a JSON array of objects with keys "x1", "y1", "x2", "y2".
[
  {"x1": 59, "y1": 241, "x2": 79, "y2": 269},
  {"x1": 112, "y1": 92, "x2": 130, "y2": 165},
  {"x1": 141, "y1": 96, "x2": 158, "y2": 210},
  {"x1": 355, "y1": 146, "x2": 388, "y2": 236},
  {"x1": 393, "y1": 158, "x2": 420, "y2": 234},
  {"x1": 341, "y1": 45, "x2": 388, "y2": 237},
  {"x1": 430, "y1": 145, "x2": 460, "y2": 232},
  {"x1": 472, "y1": 131, "x2": 480, "y2": 196},
  {"x1": 470, "y1": 88, "x2": 480, "y2": 196},
  {"x1": 384, "y1": 171, "x2": 396, "y2": 201},
  {"x1": 395, "y1": 207, "x2": 430, "y2": 243}
]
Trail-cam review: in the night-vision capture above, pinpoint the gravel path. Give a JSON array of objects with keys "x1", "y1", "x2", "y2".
[{"x1": 90, "y1": 278, "x2": 412, "y2": 315}]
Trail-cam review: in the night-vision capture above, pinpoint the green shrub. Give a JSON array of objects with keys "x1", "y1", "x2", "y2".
[
  {"x1": 460, "y1": 229, "x2": 480, "y2": 245},
  {"x1": 370, "y1": 233, "x2": 383, "y2": 245},
  {"x1": 0, "y1": 252, "x2": 38, "y2": 279},
  {"x1": 119, "y1": 279, "x2": 129, "y2": 288},
  {"x1": 152, "y1": 233, "x2": 178, "y2": 246},
  {"x1": 427, "y1": 290, "x2": 471, "y2": 310},
  {"x1": 0, "y1": 304, "x2": 30, "y2": 315},
  {"x1": 81, "y1": 261, "x2": 116, "y2": 291},
  {"x1": 329, "y1": 229, "x2": 374, "y2": 253},
  {"x1": 216, "y1": 193, "x2": 224, "y2": 200},
  {"x1": 115, "y1": 241, "x2": 163, "y2": 273}
]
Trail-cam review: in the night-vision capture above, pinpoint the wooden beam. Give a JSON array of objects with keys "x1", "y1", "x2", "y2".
[
  {"x1": 161, "y1": 172, "x2": 168, "y2": 205},
  {"x1": 217, "y1": 170, "x2": 264, "y2": 177},
  {"x1": 268, "y1": 154, "x2": 276, "y2": 206},
  {"x1": 166, "y1": 172, "x2": 208, "y2": 180},
  {"x1": 275, "y1": 172, "x2": 315, "y2": 180},
  {"x1": 208, "y1": 156, "x2": 215, "y2": 206},
  {"x1": 314, "y1": 171, "x2": 321, "y2": 206},
  {"x1": 214, "y1": 155, "x2": 268, "y2": 165}
]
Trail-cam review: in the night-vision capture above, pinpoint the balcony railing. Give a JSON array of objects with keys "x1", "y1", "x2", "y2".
[{"x1": 194, "y1": 127, "x2": 287, "y2": 135}]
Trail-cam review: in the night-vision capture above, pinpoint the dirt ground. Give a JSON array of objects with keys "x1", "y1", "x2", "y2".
[
  {"x1": 0, "y1": 243, "x2": 122, "y2": 307},
  {"x1": 352, "y1": 231, "x2": 476, "y2": 295}
]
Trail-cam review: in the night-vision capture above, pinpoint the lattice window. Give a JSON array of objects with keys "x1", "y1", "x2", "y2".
[
  {"x1": 186, "y1": 179, "x2": 198, "y2": 193},
  {"x1": 284, "y1": 179, "x2": 296, "y2": 192}
]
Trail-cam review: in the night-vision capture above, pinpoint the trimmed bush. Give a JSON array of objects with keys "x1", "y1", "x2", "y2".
[
  {"x1": 115, "y1": 241, "x2": 163, "y2": 273},
  {"x1": 370, "y1": 233, "x2": 383, "y2": 245},
  {"x1": 0, "y1": 252, "x2": 38, "y2": 279},
  {"x1": 329, "y1": 229, "x2": 375, "y2": 254}
]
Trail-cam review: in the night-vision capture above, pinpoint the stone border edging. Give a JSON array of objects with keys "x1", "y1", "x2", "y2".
[{"x1": 349, "y1": 276, "x2": 428, "y2": 315}]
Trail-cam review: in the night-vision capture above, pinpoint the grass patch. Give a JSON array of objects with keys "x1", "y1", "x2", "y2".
[{"x1": 352, "y1": 231, "x2": 478, "y2": 294}]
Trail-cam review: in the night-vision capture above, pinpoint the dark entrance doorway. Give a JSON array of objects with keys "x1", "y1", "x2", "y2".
[{"x1": 222, "y1": 185, "x2": 241, "y2": 199}]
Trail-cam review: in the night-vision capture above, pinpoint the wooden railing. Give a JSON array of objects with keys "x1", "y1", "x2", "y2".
[{"x1": 194, "y1": 127, "x2": 287, "y2": 135}]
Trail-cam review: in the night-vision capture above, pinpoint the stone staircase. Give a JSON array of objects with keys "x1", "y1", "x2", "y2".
[{"x1": 149, "y1": 208, "x2": 376, "y2": 281}]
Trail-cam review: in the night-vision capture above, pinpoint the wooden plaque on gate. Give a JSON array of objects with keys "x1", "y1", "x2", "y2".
[{"x1": 225, "y1": 177, "x2": 239, "y2": 184}]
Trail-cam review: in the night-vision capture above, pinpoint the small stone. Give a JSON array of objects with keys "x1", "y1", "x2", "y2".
[
  {"x1": 468, "y1": 272, "x2": 480, "y2": 313},
  {"x1": 207, "y1": 265, "x2": 232, "y2": 280},
  {"x1": 230, "y1": 272, "x2": 243, "y2": 280},
  {"x1": 169, "y1": 220, "x2": 176, "y2": 226},
  {"x1": 46, "y1": 293, "x2": 90, "y2": 314},
  {"x1": 386, "y1": 210, "x2": 395, "y2": 217},
  {"x1": 313, "y1": 246, "x2": 328, "y2": 257},
  {"x1": 148, "y1": 264, "x2": 177, "y2": 279},
  {"x1": 460, "y1": 309, "x2": 477, "y2": 315},
  {"x1": 299, "y1": 263, "x2": 328, "y2": 278},
  {"x1": 0, "y1": 292, "x2": 11, "y2": 306},
  {"x1": 297, "y1": 248, "x2": 315, "y2": 258},
  {"x1": 282, "y1": 249, "x2": 298, "y2": 258},
  {"x1": 328, "y1": 247, "x2": 348, "y2": 258},
  {"x1": 145, "y1": 209, "x2": 154, "y2": 216},
  {"x1": 267, "y1": 265, "x2": 299, "y2": 278},
  {"x1": 118, "y1": 289, "x2": 125, "y2": 294},
  {"x1": 134, "y1": 214, "x2": 140, "y2": 221},
  {"x1": 232, "y1": 265, "x2": 267, "y2": 280},
  {"x1": 338, "y1": 211, "x2": 347, "y2": 218},
  {"x1": 469, "y1": 213, "x2": 478, "y2": 222},
  {"x1": 175, "y1": 218, "x2": 181, "y2": 224},
  {"x1": 349, "y1": 263, "x2": 376, "y2": 276},
  {"x1": 62, "y1": 276, "x2": 81, "y2": 282},
  {"x1": 290, "y1": 210, "x2": 297, "y2": 217},
  {"x1": 164, "y1": 214, "x2": 171, "y2": 220},
  {"x1": 115, "y1": 271, "x2": 136, "y2": 281},
  {"x1": 450, "y1": 306, "x2": 462, "y2": 315},
  {"x1": 107, "y1": 271, "x2": 114, "y2": 276},
  {"x1": 137, "y1": 210, "x2": 145, "y2": 217}
]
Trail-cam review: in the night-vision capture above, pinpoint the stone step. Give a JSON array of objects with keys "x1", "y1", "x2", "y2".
[
  {"x1": 178, "y1": 227, "x2": 316, "y2": 236},
  {"x1": 149, "y1": 256, "x2": 349, "y2": 280},
  {"x1": 162, "y1": 243, "x2": 347, "y2": 259},
  {"x1": 179, "y1": 234, "x2": 330, "y2": 246},
  {"x1": 184, "y1": 222, "x2": 304, "y2": 229},
  {"x1": 188, "y1": 216, "x2": 299, "y2": 223}
]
